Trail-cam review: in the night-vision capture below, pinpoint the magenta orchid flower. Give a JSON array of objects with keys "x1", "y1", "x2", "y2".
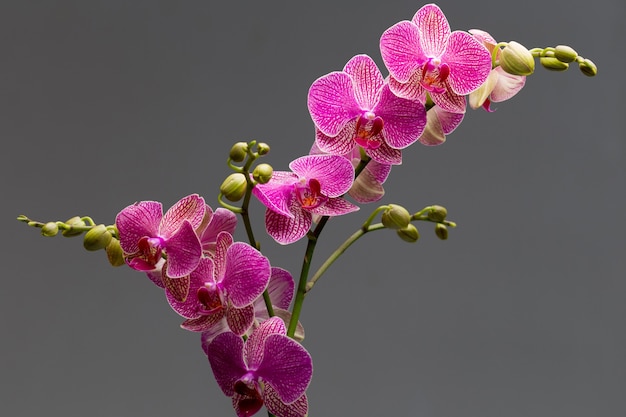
[
  {"x1": 252, "y1": 154, "x2": 359, "y2": 244},
  {"x1": 207, "y1": 317, "x2": 312, "y2": 417},
  {"x1": 468, "y1": 29, "x2": 526, "y2": 111},
  {"x1": 197, "y1": 205, "x2": 238, "y2": 255},
  {"x1": 308, "y1": 54, "x2": 427, "y2": 165},
  {"x1": 380, "y1": 3, "x2": 492, "y2": 114},
  {"x1": 116, "y1": 194, "x2": 205, "y2": 279},
  {"x1": 418, "y1": 105, "x2": 465, "y2": 146},
  {"x1": 166, "y1": 231, "x2": 271, "y2": 335}
]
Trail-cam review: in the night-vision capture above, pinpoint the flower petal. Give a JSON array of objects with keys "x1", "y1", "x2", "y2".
[
  {"x1": 265, "y1": 387, "x2": 308, "y2": 417},
  {"x1": 315, "y1": 123, "x2": 358, "y2": 156},
  {"x1": 265, "y1": 204, "x2": 311, "y2": 245},
  {"x1": 115, "y1": 201, "x2": 162, "y2": 254},
  {"x1": 307, "y1": 197, "x2": 359, "y2": 217},
  {"x1": 376, "y1": 84, "x2": 427, "y2": 149},
  {"x1": 489, "y1": 67, "x2": 526, "y2": 103},
  {"x1": 388, "y1": 73, "x2": 426, "y2": 102},
  {"x1": 244, "y1": 316, "x2": 287, "y2": 370},
  {"x1": 161, "y1": 267, "x2": 190, "y2": 303},
  {"x1": 252, "y1": 171, "x2": 299, "y2": 218},
  {"x1": 444, "y1": 31, "x2": 492, "y2": 95},
  {"x1": 365, "y1": 140, "x2": 403, "y2": 165},
  {"x1": 166, "y1": 257, "x2": 214, "y2": 319},
  {"x1": 343, "y1": 54, "x2": 384, "y2": 110},
  {"x1": 207, "y1": 331, "x2": 247, "y2": 397},
  {"x1": 199, "y1": 207, "x2": 237, "y2": 255},
  {"x1": 201, "y1": 319, "x2": 230, "y2": 353},
  {"x1": 349, "y1": 167, "x2": 385, "y2": 203},
  {"x1": 307, "y1": 71, "x2": 360, "y2": 136},
  {"x1": 222, "y1": 242, "x2": 270, "y2": 307},
  {"x1": 289, "y1": 155, "x2": 354, "y2": 198},
  {"x1": 159, "y1": 194, "x2": 205, "y2": 238},
  {"x1": 163, "y1": 220, "x2": 202, "y2": 278},
  {"x1": 226, "y1": 303, "x2": 255, "y2": 336},
  {"x1": 380, "y1": 20, "x2": 423, "y2": 83},
  {"x1": 212, "y1": 231, "x2": 234, "y2": 282},
  {"x1": 430, "y1": 85, "x2": 467, "y2": 114},
  {"x1": 412, "y1": 3, "x2": 451, "y2": 57},
  {"x1": 181, "y1": 313, "x2": 224, "y2": 332}
]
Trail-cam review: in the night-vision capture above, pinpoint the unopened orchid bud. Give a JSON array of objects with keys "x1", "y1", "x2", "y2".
[
  {"x1": 252, "y1": 163, "x2": 273, "y2": 184},
  {"x1": 105, "y1": 237, "x2": 126, "y2": 267},
  {"x1": 257, "y1": 142, "x2": 270, "y2": 155},
  {"x1": 427, "y1": 205, "x2": 448, "y2": 223},
  {"x1": 554, "y1": 45, "x2": 578, "y2": 63},
  {"x1": 435, "y1": 223, "x2": 448, "y2": 240},
  {"x1": 382, "y1": 204, "x2": 411, "y2": 230},
  {"x1": 229, "y1": 142, "x2": 249, "y2": 162},
  {"x1": 41, "y1": 222, "x2": 59, "y2": 237},
  {"x1": 62, "y1": 216, "x2": 86, "y2": 237},
  {"x1": 220, "y1": 173, "x2": 248, "y2": 201},
  {"x1": 540, "y1": 57, "x2": 569, "y2": 71},
  {"x1": 579, "y1": 58, "x2": 598, "y2": 77},
  {"x1": 499, "y1": 41, "x2": 535, "y2": 76},
  {"x1": 83, "y1": 224, "x2": 112, "y2": 251},
  {"x1": 396, "y1": 224, "x2": 419, "y2": 243}
]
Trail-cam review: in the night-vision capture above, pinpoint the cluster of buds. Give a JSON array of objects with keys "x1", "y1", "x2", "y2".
[
  {"x1": 219, "y1": 141, "x2": 274, "y2": 204},
  {"x1": 531, "y1": 45, "x2": 598, "y2": 76},
  {"x1": 380, "y1": 204, "x2": 455, "y2": 243}
]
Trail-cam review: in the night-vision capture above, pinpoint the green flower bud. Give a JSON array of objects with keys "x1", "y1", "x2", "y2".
[
  {"x1": 540, "y1": 57, "x2": 569, "y2": 71},
  {"x1": 381, "y1": 204, "x2": 411, "y2": 230},
  {"x1": 105, "y1": 237, "x2": 126, "y2": 267},
  {"x1": 554, "y1": 45, "x2": 578, "y2": 63},
  {"x1": 396, "y1": 224, "x2": 419, "y2": 243},
  {"x1": 499, "y1": 41, "x2": 535, "y2": 76},
  {"x1": 220, "y1": 173, "x2": 248, "y2": 201},
  {"x1": 62, "y1": 216, "x2": 86, "y2": 237},
  {"x1": 83, "y1": 224, "x2": 113, "y2": 251},
  {"x1": 435, "y1": 223, "x2": 448, "y2": 240},
  {"x1": 252, "y1": 163, "x2": 274, "y2": 184},
  {"x1": 229, "y1": 142, "x2": 249, "y2": 162},
  {"x1": 41, "y1": 222, "x2": 59, "y2": 237},
  {"x1": 257, "y1": 142, "x2": 270, "y2": 155},
  {"x1": 579, "y1": 58, "x2": 598, "y2": 77},
  {"x1": 427, "y1": 205, "x2": 447, "y2": 223}
]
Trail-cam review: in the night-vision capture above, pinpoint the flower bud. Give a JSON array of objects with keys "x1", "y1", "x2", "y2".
[
  {"x1": 427, "y1": 205, "x2": 447, "y2": 223},
  {"x1": 83, "y1": 224, "x2": 113, "y2": 251},
  {"x1": 256, "y1": 142, "x2": 270, "y2": 155},
  {"x1": 105, "y1": 237, "x2": 126, "y2": 267},
  {"x1": 578, "y1": 58, "x2": 597, "y2": 77},
  {"x1": 499, "y1": 41, "x2": 535, "y2": 76},
  {"x1": 229, "y1": 142, "x2": 249, "y2": 162},
  {"x1": 381, "y1": 204, "x2": 411, "y2": 230},
  {"x1": 540, "y1": 57, "x2": 569, "y2": 71},
  {"x1": 41, "y1": 222, "x2": 59, "y2": 237},
  {"x1": 554, "y1": 45, "x2": 578, "y2": 63},
  {"x1": 396, "y1": 224, "x2": 419, "y2": 243},
  {"x1": 435, "y1": 224, "x2": 448, "y2": 240},
  {"x1": 62, "y1": 216, "x2": 86, "y2": 237},
  {"x1": 220, "y1": 173, "x2": 248, "y2": 201},
  {"x1": 252, "y1": 163, "x2": 273, "y2": 184}
]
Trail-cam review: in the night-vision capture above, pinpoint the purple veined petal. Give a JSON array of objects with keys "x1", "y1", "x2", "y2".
[
  {"x1": 146, "y1": 265, "x2": 165, "y2": 288},
  {"x1": 437, "y1": 105, "x2": 464, "y2": 134},
  {"x1": 430, "y1": 85, "x2": 467, "y2": 114},
  {"x1": 207, "y1": 331, "x2": 247, "y2": 397},
  {"x1": 388, "y1": 73, "x2": 427, "y2": 102},
  {"x1": 222, "y1": 242, "x2": 270, "y2": 307},
  {"x1": 365, "y1": 140, "x2": 403, "y2": 165},
  {"x1": 200, "y1": 208, "x2": 237, "y2": 255},
  {"x1": 315, "y1": 122, "x2": 358, "y2": 156},
  {"x1": 115, "y1": 201, "x2": 163, "y2": 254},
  {"x1": 365, "y1": 159, "x2": 392, "y2": 184},
  {"x1": 380, "y1": 20, "x2": 424, "y2": 84},
  {"x1": 252, "y1": 308, "x2": 306, "y2": 343},
  {"x1": 289, "y1": 155, "x2": 354, "y2": 198},
  {"x1": 307, "y1": 197, "x2": 359, "y2": 217},
  {"x1": 349, "y1": 167, "x2": 386, "y2": 203},
  {"x1": 201, "y1": 319, "x2": 230, "y2": 354},
  {"x1": 226, "y1": 303, "x2": 255, "y2": 336},
  {"x1": 166, "y1": 257, "x2": 214, "y2": 319},
  {"x1": 159, "y1": 194, "x2": 206, "y2": 238},
  {"x1": 244, "y1": 317, "x2": 287, "y2": 370},
  {"x1": 266, "y1": 267, "x2": 295, "y2": 310},
  {"x1": 161, "y1": 266, "x2": 190, "y2": 303},
  {"x1": 343, "y1": 54, "x2": 385, "y2": 110},
  {"x1": 375, "y1": 84, "x2": 427, "y2": 149},
  {"x1": 162, "y1": 220, "x2": 202, "y2": 278},
  {"x1": 265, "y1": 387, "x2": 308, "y2": 417},
  {"x1": 307, "y1": 71, "x2": 361, "y2": 137},
  {"x1": 252, "y1": 171, "x2": 299, "y2": 218},
  {"x1": 490, "y1": 67, "x2": 526, "y2": 103},
  {"x1": 412, "y1": 3, "x2": 451, "y2": 57},
  {"x1": 181, "y1": 312, "x2": 224, "y2": 332},
  {"x1": 212, "y1": 231, "x2": 234, "y2": 283},
  {"x1": 443, "y1": 31, "x2": 492, "y2": 95},
  {"x1": 255, "y1": 334, "x2": 313, "y2": 404},
  {"x1": 265, "y1": 202, "x2": 312, "y2": 245}
]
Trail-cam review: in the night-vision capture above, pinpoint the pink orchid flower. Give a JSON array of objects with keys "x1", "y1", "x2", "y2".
[
  {"x1": 380, "y1": 3, "x2": 492, "y2": 114},
  {"x1": 115, "y1": 194, "x2": 205, "y2": 279},
  {"x1": 207, "y1": 317, "x2": 312, "y2": 417},
  {"x1": 252, "y1": 154, "x2": 359, "y2": 244},
  {"x1": 468, "y1": 29, "x2": 526, "y2": 111},
  {"x1": 308, "y1": 54, "x2": 426, "y2": 165},
  {"x1": 197, "y1": 205, "x2": 237, "y2": 255}
]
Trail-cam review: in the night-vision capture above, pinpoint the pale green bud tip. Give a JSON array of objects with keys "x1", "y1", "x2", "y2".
[
  {"x1": 41, "y1": 222, "x2": 59, "y2": 237},
  {"x1": 83, "y1": 224, "x2": 113, "y2": 251},
  {"x1": 257, "y1": 142, "x2": 270, "y2": 155},
  {"x1": 252, "y1": 163, "x2": 273, "y2": 184},
  {"x1": 220, "y1": 173, "x2": 248, "y2": 202},
  {"x1": 62, "y1": 216, "x2": 86, "y2": 237},
  {"x1": 579, "y1": 58, "x2": 597, "y2": 77},
  {"x1": 229, "y1": 142, "x2": 249, "y2": 162},
  {"x1": 435, "y1": 224, "x2": 448, "y2": 240},
  {"x1": 427, "y1": 205, "x2": 447, "y2": 223},
  {"x1": 554, "y1": 45, "x2": 578, "y2": 63},
  {"x1": 105, "y1": 238, "x2": 126, "y2": 267},
  {"x1": 381, "y1": 204, "x2": 411, "y2": 230},
  {"x1": 500, "y1": 41, "x2": 535, "y2": 76},
  {"x1": 540, "y1": 57, "x2": 569, "y2": 71},
  {"x1": 397, "y1": 224, "x2": 419, "y2": 243}
]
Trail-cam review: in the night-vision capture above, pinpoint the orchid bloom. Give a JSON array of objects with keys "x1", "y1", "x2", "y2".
[
  {"x1": 380, "y1": 3, "x2": 492, "y2": 114},
  {"x1": 197, "y1": 205, "x2": 238, "y2": 255},
  {"x1": 308, "y1": 54, "x2": 427, "y2": 165},
  {"x1": 166, "y1": 231, "x2": 270, "y2": 335},
  {"x1": 418, "y1": 105, "x2": 465, "y2": 146},
  {"x1": 468, "y1": 29, "x2": 526, "y2": 111},
  {"x1": 252, "y1": 154, "x2": 359, "y2": 244},
  {"x1": 207, "y1": 317, "x2": 312, "y2": 417},
  {"x1": 115, "y1": 194, "x2": 205, "y2": 279}
]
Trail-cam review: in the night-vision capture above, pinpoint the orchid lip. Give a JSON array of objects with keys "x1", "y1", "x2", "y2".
[{"x1": 294, "y1": 178, "x2": 327, "y2": 209}]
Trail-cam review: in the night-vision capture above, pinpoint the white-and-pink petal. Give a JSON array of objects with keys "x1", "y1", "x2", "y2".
[{"x1": 307, "y1": 71, "x2": 361, "y2": 137}]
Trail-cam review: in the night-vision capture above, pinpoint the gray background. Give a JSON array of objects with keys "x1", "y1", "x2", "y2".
[{"x1": 1, "y1": 1, "x2": 624, "y2": 416}]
